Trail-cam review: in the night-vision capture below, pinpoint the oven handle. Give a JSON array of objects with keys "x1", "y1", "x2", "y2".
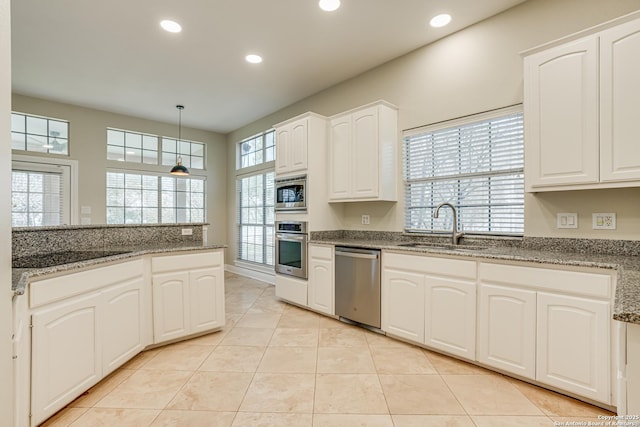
[{"x1": 276, "y1": 233, "x2": 307, "y2": 242}]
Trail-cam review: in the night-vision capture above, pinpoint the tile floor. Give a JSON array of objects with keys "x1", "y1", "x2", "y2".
[{"x1": 42, "y1": 273, "x2": 615, "y2": 426}]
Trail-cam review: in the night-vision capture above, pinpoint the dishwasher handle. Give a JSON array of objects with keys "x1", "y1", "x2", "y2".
[{"x1": 335, "y1": 250, "x2": 379, "y2": 260}]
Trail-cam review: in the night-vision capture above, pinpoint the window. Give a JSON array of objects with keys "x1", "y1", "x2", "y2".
[
  {"x1": 11, "y1": 112, "x2": 69, "y2": 155},
  {"x1": 107, "y1": 129, "x2": 158, "y2": 164},
  {"x1": 239, "y1": 130, "x2": 275, "y2": 169},
  {"x1": 11, "y1": 156, "x2": 76, "y2": 227},
  {"x1": 106, "y1": 128, "x2": 205, "y2": 170},
  {"x1": 403, "y1": 106, "x2": 524, "y2": 235},
  {"x1": 106, "y1": 171, "x2": 205, "y2": 224},
  {"x1": 237, "y1": 171, "x2": 275, "y2": 266},
  {"x1": 161, "y1": 138, "x2": 205, "y2": 169}
]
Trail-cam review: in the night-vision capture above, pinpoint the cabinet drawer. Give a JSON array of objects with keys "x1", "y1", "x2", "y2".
[
  {"x1": 30, "y1": 259, "x2": 144, "y2": 309},
  {"x1": 478, "y1": 262, "x2": 612, "y2": 298},
  {"x1": 151, "y1": 250, "x2": 222, "y2": 273},
  {"x1": 310, "y1": 244, "x2": 333, "y2": 260},
  {"x1": 383, "y1": 252, "x2": 476, "y2": 280}
]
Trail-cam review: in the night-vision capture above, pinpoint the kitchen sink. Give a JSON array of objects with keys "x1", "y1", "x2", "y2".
[{"x1": 397, "y1": 242, "x2": 486, "y2": 252}]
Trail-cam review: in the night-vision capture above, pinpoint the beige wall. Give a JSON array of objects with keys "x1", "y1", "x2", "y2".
[
  {"x1": 11, "y1": 94, "x2": 228, "y2": 245},
  {"x1": 1, "y1": 0, "x2": 13, "y2": 422},
  {"x1": 227, "y1": 0, "x2": 640, "y2": 244}
]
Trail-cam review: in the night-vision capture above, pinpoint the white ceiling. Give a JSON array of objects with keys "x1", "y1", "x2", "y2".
[{"x1": 11, "y1": 0, "x2": 526, "y2": 133}]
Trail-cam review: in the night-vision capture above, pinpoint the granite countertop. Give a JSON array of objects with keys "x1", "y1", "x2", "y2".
[
  {"x1": 310, "y1": 237, "x2": 640, "y2": 325},
  {"x1": 12, "y1": 243, "x2": 226, "y2": 296}
]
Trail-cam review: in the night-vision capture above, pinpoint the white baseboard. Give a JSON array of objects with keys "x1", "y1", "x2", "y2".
[{"x1": 225, "y1": 263, "x2": 276, "y2": 285}]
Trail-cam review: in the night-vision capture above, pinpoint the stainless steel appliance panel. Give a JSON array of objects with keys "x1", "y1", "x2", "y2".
[
  {"x1": 275, "y1": 175, "x2": 306, "y2": 211},
  {"x1": 274, "y1": 221, "x2": 308, "y2": 279},
  {"x1": 335, "y1": 247, "x2": 381, "y2": 329}
]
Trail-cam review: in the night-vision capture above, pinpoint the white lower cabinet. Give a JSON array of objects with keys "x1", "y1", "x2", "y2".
[
  {"x1": 307, "y1": 244, "x2": 334, "y2": 316},
  {"x1": 29, "y1": 260, "x2": 146, "y2": 426},
  {"x1": 425, "y1": 276, "x2": 476, "y2": 360},
  {"x1": 31, "y1": 292, "x2": 102, "y2": 425},
  {"x1": 382, "y1": 252, "x2": 476, "y2": 360},
  {"x1": 477, "y1": 283, "x2": 536, "y2": 379},
  {"x1": 102, "y1": 277, "x2": 146, "y2": 376},
  {"x1": 152, "y1": 271, "x2": 190, "y2": 342},
  {"x1": 478, "y1": 261, "x2": 614, "y2": 405},
  {"x1": 627, "y1": 323, "x2": 640, "y2": 414},
  {"x1": 382, "y1": 268, "x2": 425, "y2": 343},
  {"x1": 537, "y1": 292, "x2": 610, "y2": 402},
  {"x1": 152, "y1": 251, "x2": 225, "y2": 344},
  {"x1": 23, "y1": 250, "x2": 224, "y2": 426}
]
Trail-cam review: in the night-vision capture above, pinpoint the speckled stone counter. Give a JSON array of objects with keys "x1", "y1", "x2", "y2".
[
  {"x1": 12, "y1": 243, "x2": 226, "y2": 296},
  {"x1": 12, "y1": 224, "x2": 222, "y2": 297},
  {"x1": 309, "y1": 232, "x2": 640, "y2": 326}
]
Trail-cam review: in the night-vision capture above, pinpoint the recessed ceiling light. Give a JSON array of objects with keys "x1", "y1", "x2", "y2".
[
  {"x1": 429, "y1": 14, "x2": 451, "y2": 28},
  {"x1": 319, "y1": 0, "x2": 340, "y2": 12},
  {"x1": 246, "y1": 54, "x2": 263, "y2": 64},
  {"x1": 160, "y1": 20, "x2": 182, "y2": 33}
]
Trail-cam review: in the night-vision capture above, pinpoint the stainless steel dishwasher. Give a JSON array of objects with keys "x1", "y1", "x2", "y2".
[{"x1": 335, "y1": 247, "x2": 381, "y2": 329}]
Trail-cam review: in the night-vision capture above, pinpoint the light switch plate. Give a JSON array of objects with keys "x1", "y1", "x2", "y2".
[
  {"x1": 592, "y1": 213, "x2": 616, "y2": 230},
  {"x1": 557, "y1": 213, "x2": 578, "y2": 229}
]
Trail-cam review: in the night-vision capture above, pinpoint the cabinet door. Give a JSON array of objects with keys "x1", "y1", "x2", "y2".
[
  {"x1": 189, "y1": 267, "x2": 225, "y2": 334},
  {"x1": 477, "y1": 284, "x2": 536, "y2": 379},
  {"x1": 308, "y1": 246, "x2": 334, "y2": 316},
  {"x1": 289, "y1": 119, "x2": 308, "y2": 173},
  {"x1": 275, "y1": 126, "x2": 291, "y2": 175},
  {"x1": 537, "y1": 292, "x2": 610, "y2": 403},
  {"x1": 152, "y1": 271, "x2": 189, "y2": 344},
  {"x1": 600, "y1": 18, "x2": 640, "y2": 182},
  {"x1": 31, "y1": 292, "x2": 102, "y2": 425},
  {"x1": 424, "y1": 277, "x2": 476, "y2": 360},
  {"x1": 524, "y1": 36, "x2": 599, "y2": 189},
  {"x1": 382, "y1": 269, "x2": 424, "y2": 343},
  {"x1": 328, "y1": 116, "x2": 351, "y2": 200},
  {"x1": 102, "y1": 277, "x2": 146, "y2": 376},
  {"x1": 351, "y1": 106, "x2": 379, "y2": 198}
]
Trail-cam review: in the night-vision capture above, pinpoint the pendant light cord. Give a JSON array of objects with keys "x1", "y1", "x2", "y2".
[{"x1": 176, "y1": 105, "x2": 184, "y2": 163}]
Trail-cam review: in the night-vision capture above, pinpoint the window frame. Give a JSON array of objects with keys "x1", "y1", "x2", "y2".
[
  {"x1": 237, "y1": 130, "x2": 275, "y2": 170},
  {"x1": 105, "y1": 169, "x2": 206, "y2": 225},
  {"x1": 11, "y1": 111, "x2": 70, "y2": 156},
  {"x1": 402, "y1": 105, "x2": 524, "y2": 236},
  {"x1": 106, "y1": 127, "x2": 206, "y2": 171},
  {"x1": 236, "y1": 170, "x2": 275, "y2": 267},
  {"x1": 11, "y1": 154, "x2": 79, "y2": 226}
]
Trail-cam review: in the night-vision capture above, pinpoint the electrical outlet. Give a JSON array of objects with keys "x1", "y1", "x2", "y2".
[
  {"x1": 557, "y1": 213, "x2": 578, "y2": 229},
  {"x1": 181, "y1": 228, "x2": 193, "y2": 236},
  {"x1": 592, "y1": 213, "x2": 616, "y2": 230},
  {"x1": 361, "y1": 214, "x2": 370, "y2": 225}
]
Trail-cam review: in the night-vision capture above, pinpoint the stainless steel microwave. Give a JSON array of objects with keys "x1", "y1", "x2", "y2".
[{"x1": 275, "y1": 175, "x2": 306, "y2": 211}]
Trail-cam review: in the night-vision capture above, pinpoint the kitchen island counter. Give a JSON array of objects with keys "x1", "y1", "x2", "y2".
[{"x1": 12, "y1": 243, "x2": 226, "y2": 296}]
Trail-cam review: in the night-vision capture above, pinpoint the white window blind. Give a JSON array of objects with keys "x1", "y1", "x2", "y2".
[
  {"x1": 12, "y1": 169, "x2": 65, "y2": 227},
  {"x1": 403, "y1": 106, "x2": 524, "y2": 235},
  {"x1": 237, "y1": 171, "x2": 275, "y2": 266}
]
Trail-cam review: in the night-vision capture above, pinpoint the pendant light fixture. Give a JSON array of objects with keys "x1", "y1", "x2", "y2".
[{"x1": 170, "y1": 104, "x2": 190, "y2": 176}]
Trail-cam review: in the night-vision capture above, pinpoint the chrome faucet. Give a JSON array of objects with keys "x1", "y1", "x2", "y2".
[{"x1": 434, "y1": 202, "x2": 463, "y2": 245}]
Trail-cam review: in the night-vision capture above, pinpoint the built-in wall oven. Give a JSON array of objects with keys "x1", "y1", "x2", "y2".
[
  {"x1": 275, "y1": 221, "x2": 308, "y2": 279},
  {"x1": 275, "y1": 175, "x2": 306, "y2": 212}
]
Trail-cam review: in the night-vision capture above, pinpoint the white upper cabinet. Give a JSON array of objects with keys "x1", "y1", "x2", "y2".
[
  {"x1": 600, "y1": 18, "x2": 640, "y2": 182},
  {"x1": 328, "y1": 101, "x2": 398, "y2": 202},
  {"x1": 275, "y1": 115, "x2": 309, "y2": 176},
  {"x1": 524, "y1": 36, "x2": 599, "y2": 189},
  {"x1": 524, "y1": 16, "x2": 640, "y2": 191}
]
